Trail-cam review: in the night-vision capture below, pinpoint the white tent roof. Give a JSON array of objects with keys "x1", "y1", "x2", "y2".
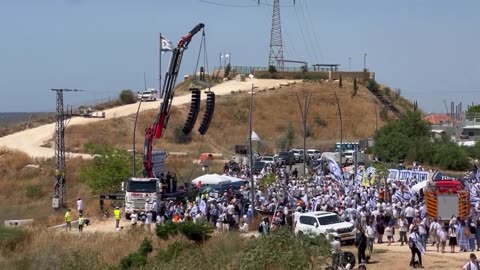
[
  {"x1": 410, "y1": 181, "x2": 428, "y2": 194},
  {"x1": 191, "y1": 174, "x2": 224, "y2": 185},
  {"x1": 220, "y1": 174, "x2": 244, "y2": 183}
]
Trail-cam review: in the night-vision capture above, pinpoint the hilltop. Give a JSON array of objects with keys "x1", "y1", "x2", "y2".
[{"x1": 64, "y1": 79, "x2": 413, "y2": 156}]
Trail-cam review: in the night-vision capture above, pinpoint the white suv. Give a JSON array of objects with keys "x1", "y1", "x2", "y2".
[
  {"x1": 137, "y1": 89, "x2": 158, "y2": 101},
  {"x1": 294, "y1": 211, "x2": 355, "y2": 242},
  {"x1": 307, "y1": 149, "x2": 321, "y2": 160}
]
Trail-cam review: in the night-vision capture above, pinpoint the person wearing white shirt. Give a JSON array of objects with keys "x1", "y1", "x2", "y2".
[
  {"x1": 463, "y1": 253, "x2": 480, "y2": 270},
  {"x1": 76, "y1": 197, "x2": 83, "y2": 215},
  {"x1": 404, "y1": 204, "x2": 415, "y2": 225},
  {"x1": 130, "y1": 212, "x2": 138, "y2": 226}
]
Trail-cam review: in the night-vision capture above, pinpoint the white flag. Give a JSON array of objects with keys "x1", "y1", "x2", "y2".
[
  {"x1": 251, "y1": 131, "x2": 262, "y2": 142},
  {"x1": 327, "y1": 157, "x2": 344, "y2": 182},
  {"x1": 161, "y1": 35, "x2": 173, "y2": 52}
]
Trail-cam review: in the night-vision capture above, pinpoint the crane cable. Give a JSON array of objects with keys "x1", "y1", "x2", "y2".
[{"x1": 169, "y1": 28, "x2": 210, "y2": 183}]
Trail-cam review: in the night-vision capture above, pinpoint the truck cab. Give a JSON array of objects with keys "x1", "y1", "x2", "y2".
[{"x1": 124, "y1": 177, "x2": 158, "y2": 219}]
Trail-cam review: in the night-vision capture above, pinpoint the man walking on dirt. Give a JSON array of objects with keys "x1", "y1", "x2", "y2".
[
  {"x1": 65, "y1": 208, "x2": 72, "y2": 231},
  {"x1": 114, "y1": 206, "x2": 121, "y2": 229}
]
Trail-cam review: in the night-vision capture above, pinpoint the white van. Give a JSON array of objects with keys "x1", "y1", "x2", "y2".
[{"x1": 294, "y1": 211, "x2": 355, "y2": 242}]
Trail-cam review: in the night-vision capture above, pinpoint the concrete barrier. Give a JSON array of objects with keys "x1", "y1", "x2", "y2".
[{"x1": 4, "y1": 219, "x2": 34, "y2": 227}]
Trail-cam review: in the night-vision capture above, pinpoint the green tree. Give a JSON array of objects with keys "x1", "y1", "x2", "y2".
[
  {"x1": 433, "y1": 139, "x2": 470, "y2": 170},
  {"x1": 373, "y1": 111, "x2": 430, "y2": 162},
  {"x1": 79, "y1": 144, "x2": 135, "y2": 192},
  {"x1": 119, "y1": 90, "x2": 136, "y2": 104},
  {"x1": 468, "y1": 104, "x2": 480, "y2": 113},
  {"x1": 352, "y1": 78, "x2": 359, "y2": 97},
  {"x1": 224, "y1": 63, "x2": 232, "y2": 78},
  {"x1": 268, "y1": 65, "x2": 277, "y2": 73},
  {"x1": 285, "y1": 122, "x2": 295, "y2": 148}
]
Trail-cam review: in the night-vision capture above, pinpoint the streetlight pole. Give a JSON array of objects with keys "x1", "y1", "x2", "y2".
[
  {"x1": 334, "y1": 92, "x2": 343, "y2": 167},
  {"x1": 295, "y1": 92, "x2": 312, "y2": 176},
  {"x1": 249, "y1": 84, "x2": 255, "y2": 217},
  {"x1": 348, "y1": 57, "x2": 351, "y2": 71}
]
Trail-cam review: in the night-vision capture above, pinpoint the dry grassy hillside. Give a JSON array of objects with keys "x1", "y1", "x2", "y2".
[{"x1": 65, "y1": 80, "x2": 397, "y2": 156}]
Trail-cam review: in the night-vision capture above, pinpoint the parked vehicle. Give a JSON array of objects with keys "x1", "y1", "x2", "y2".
[
  {"x1": 137, "y1": 89, "x2": 158, "y2": 101},
  {"x1": 425, "y1": 180, "x2": 470, "y2": 224},
  {"x1": 252, "y1": 161, "x2": 266, "y2": 173},
  {"x1": 277, "y1": 151, "x2": 295, "y2": 166},
  {"x1": 294, "y1": 211, "x2": 355, "y2": 242},
  {"x1": 289, "y1": 149, "x2": 304, "y2": 163},
  {"x1": 307, "y1": 149, "x2": 321, "y2": 160},
  {"x1": 260, "y1": 155, "x2": 277, "y2": 166}
]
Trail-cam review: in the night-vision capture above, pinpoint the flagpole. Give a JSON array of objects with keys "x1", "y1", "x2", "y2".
[
  {"x1": 249, "y1": 84, "x2": 255, "y2": 218},
  {"x1": 159, "y1": 33, "x2": 162, "y2": 98}
]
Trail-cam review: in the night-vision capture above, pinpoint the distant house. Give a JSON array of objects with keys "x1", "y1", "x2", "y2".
[{"x1": 423, "y1": 114, "x2": 454, "y2": 126}]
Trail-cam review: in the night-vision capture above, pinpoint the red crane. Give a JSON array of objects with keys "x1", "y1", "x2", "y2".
[{"x1": 143, "y1": 23, "x2": 205, "y2": 177}]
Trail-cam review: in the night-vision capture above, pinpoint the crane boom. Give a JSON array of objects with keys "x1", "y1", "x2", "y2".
[{"x1": 143, "y1": 23, "x2": 205, "y2": 177}]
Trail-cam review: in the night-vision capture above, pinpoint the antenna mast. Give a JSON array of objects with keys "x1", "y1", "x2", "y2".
[
  {"x1": 268, "y1": 0, "x2": 284, "y2": 71},
  {"x1": 51, "y1": 88, "x2": 84, "y2": 209}
]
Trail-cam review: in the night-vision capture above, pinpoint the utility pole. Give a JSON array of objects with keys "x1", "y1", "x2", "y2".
[
  {"x1": 334, "y1": 92, "x2": 343, "y2": 166},
  {"x1": 363, "y1": 53, "x2": 367, "y2": 71},
  {"x1": 249, "y1": 84, "x2": 256, "y2": 217},
  {"x1": 51, "y1": 88, "x2": 83, "y2": 209},
  {"x1": 295, "y1": 92, "x2": 312, "y2": 176},
  {"x1": 348, "y1": 57, "x2": 351, "y2": 71},
  {"x1": 268, "y1": 0, "x2": 284, "y2": 70}
]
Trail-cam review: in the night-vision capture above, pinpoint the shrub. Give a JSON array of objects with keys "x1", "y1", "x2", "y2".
[
  {"x1": 119, "y1": 90, "x2": 136, "y2": 104},
  {"x1": 233, "y1": 109, "x2": 248, "y2": 123},
  {"x1": 275, "y1": 136, "x2": 288, "y2": 150},
  {"x1": 0, "y1": 227, "x2": 30, "y2": 252},
  {"x1": 173, "y1": 126, "x2": 192, "y2": 144},
  {"x1": 119, "y1": 238, "x2": 153, "y2": 270},
  {"x1": 314, "y1": 116, "x2": 327, "y2": 127},
  {"x1": 240, "y1": 228, "x2": 330, "y2": 270},
  {"x1": 155, "y1": 221, "x2": 213, "y2": 243},
  {"x1": 155, "y1": 241, "x2": 193, "y2": 263},
  {"x1": 383, "y1": 87, "x2": 391, "y2": 97},
  {"x1": 25, "y1": 184, "x2": 43, "y2": 198},
  {"x1": 224, "y1": 63, "x2": 232, "y2": 78},
  {"x1": 379, "y1": 107, "x2": 389, "y2": 121},
  {"x1": 268, "y1": 65, "x2": 277, "y2": 73}
]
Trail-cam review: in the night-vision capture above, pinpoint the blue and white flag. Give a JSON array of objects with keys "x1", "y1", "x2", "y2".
[
  {"x1": 161, "y1": 35, "x2": 173, "y2": 52},
  {"x1": 327, "y1": 157, "x2": 344, "y2": 182}
]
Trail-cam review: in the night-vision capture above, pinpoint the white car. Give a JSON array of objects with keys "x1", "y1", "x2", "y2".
[
  {"x1": 294, "y1": 211, "x2": 355, "y2": 242},
  {"x1": 137, "y1": 89, "x2": 158, "y2": 101},
  {"x1": 260, "y1": 155, "x2": 277, "y2": 166},
  {"x1": 289, "y1": 149, "x2": 305, "y2": 163},
  {"x1": 307, "y1": 149, "x2": 321, "y2": 160}
]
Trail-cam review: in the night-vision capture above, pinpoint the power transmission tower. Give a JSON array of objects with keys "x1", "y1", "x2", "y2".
[
  {"x1": 268, "y1": 0, "x2": 284, "y2": 71},
  {"x1": 51, "y1": 88, "x2": 83, "y2": 209}
]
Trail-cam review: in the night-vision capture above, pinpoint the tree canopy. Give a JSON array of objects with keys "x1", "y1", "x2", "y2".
[
  {"x1": 468, "y1": 104, "x2": 480, "y2": 113},
  {"x1": 372, "y1": 110, "x2": 470, "y2": 170},
  {"x1": 79, "y1": 144, "x2": 138, "y2": 192}
]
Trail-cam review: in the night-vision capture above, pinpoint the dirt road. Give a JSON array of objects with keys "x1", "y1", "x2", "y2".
[
  {"x1": 343, "y1": 237, "x2": 470, "y2": 270},
  {"x1": 0, "y1": 79, "x2": 298, "y2": 158}
]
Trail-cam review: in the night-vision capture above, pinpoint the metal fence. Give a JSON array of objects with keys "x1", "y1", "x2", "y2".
[{"x1": 214, "y1": 66, "x2": 307, "y2": 74}]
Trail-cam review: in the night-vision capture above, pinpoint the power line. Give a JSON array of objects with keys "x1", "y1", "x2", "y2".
[
  {"x1": 300, "y1": 0, "x2": 324, "y2": 63},
  {"x1": 296, "y1": 0, "x2": 319, "y2": 64},
  {"x1": 199, "y1": 0, "x2": 258, "y2": 8}
]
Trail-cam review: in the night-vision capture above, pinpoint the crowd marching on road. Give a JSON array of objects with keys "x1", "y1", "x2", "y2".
[{"x1": 64, "y1": 157, "x2": 480, "y2": 269}]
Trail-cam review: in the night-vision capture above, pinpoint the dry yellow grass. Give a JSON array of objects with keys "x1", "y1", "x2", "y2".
[{"x1": 64, "y1": 80, "x2": 398, "y2": 157}]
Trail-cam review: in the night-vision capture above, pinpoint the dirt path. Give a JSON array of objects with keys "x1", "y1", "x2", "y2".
[
  {"x1": 343, "y1": 235, "x2": 470, "y2": 270},
  {"x1": 0, "y1": 79, "x2": 298, "y2": 158}
]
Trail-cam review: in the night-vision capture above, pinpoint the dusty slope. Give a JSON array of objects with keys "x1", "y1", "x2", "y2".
[{"x1": 0, "y1": 79, "x2": 297, "y2": 158}]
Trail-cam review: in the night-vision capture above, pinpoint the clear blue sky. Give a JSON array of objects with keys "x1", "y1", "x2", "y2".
[{"x1": 0, "y1": 0, "x2": 478, "y2": 113}]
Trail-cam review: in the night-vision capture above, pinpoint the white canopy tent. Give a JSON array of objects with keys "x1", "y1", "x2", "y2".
[{"x1": 191, "y1": 174, "x2": 244, "y2": 186}]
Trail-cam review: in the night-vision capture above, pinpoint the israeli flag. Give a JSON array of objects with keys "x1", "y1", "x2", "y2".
[
  {"x1": 161, "y1": 35, "x2": 173, "y2": 52},
  {"x1": 327, "y1": 157, "x2": 344, "y2": 182}
]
